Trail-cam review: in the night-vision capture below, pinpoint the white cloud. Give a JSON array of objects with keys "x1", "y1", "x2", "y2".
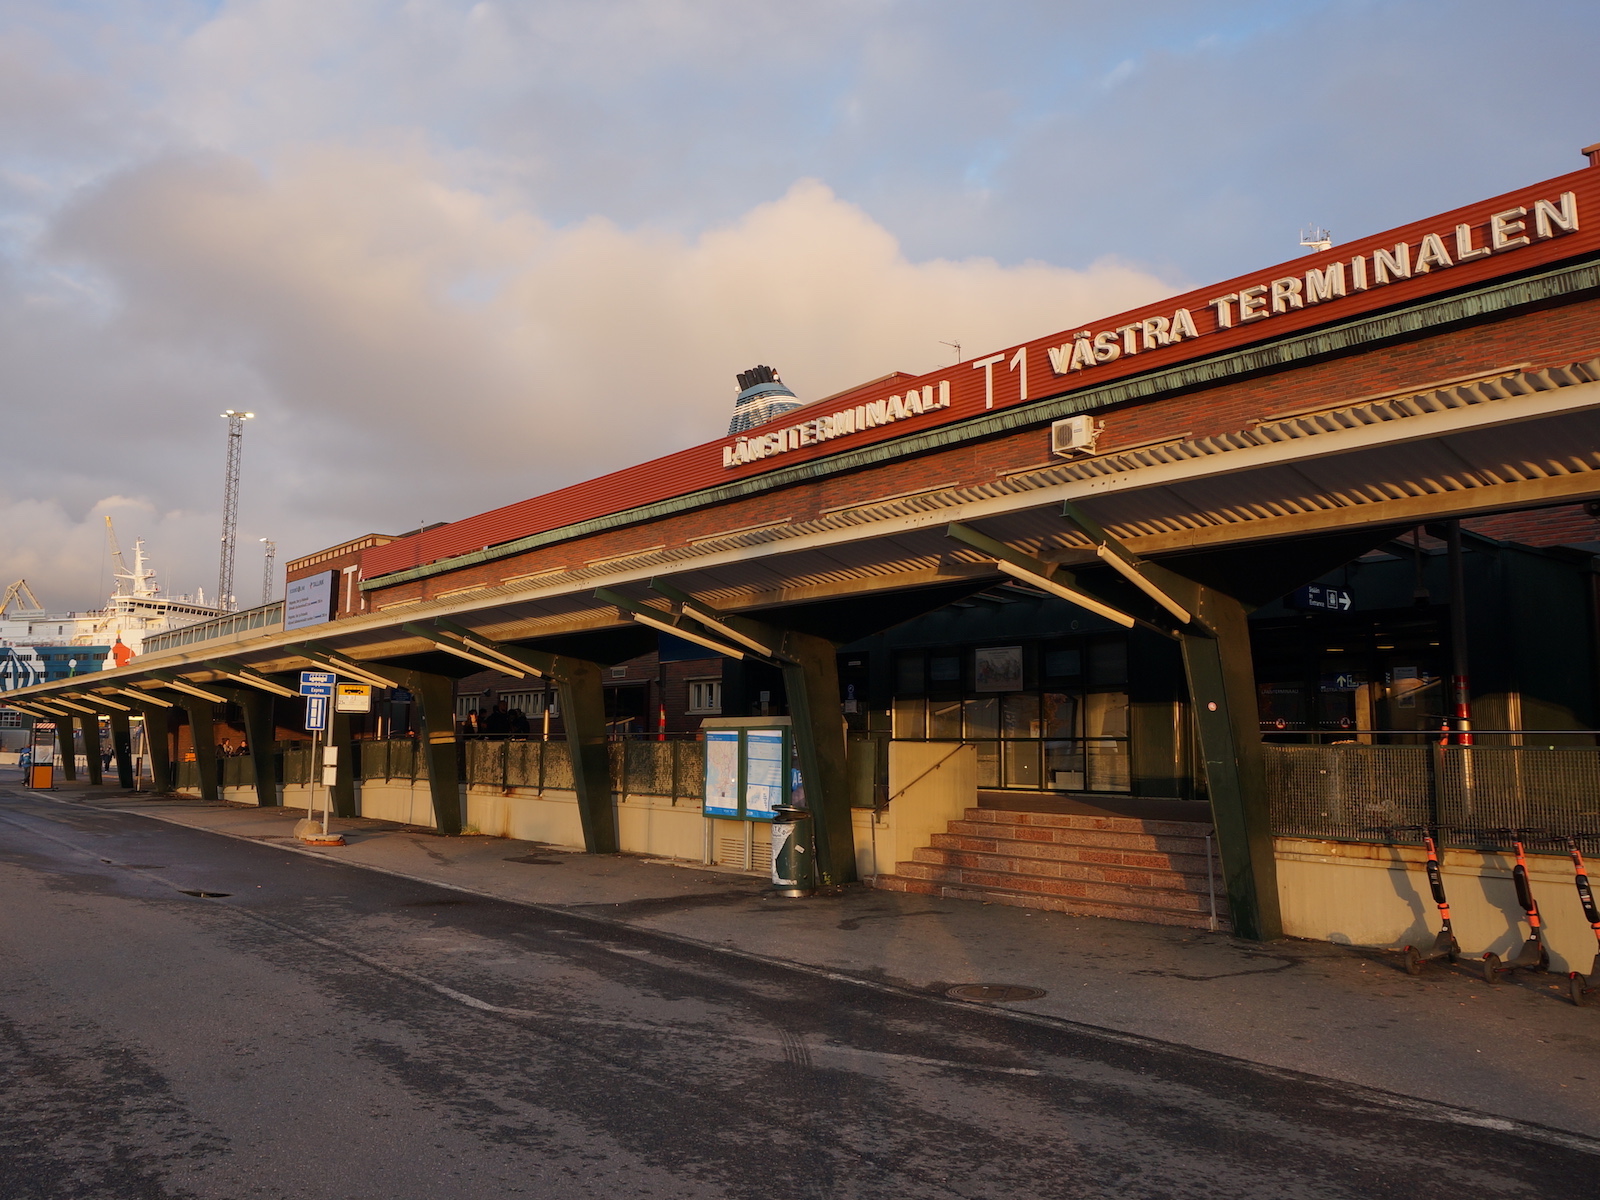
[{"x1": 15, "y1": 145, "x2": 1174, "y2": 608}]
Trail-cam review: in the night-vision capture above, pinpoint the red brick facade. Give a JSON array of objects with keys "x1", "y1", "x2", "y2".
[{"x1": 364, "y1": 294, "x2": 1600, "y2": 611}]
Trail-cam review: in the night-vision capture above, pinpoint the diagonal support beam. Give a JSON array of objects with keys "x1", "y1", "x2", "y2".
[
  {"x1": 1059, "y1": 501, "x2": 1194, "y2": 624},
  {"x1": 147, "y1": 671, "x2": 233, "y2": 705},
  {"x1": 400, "y1": 623, "x2": 537, "y2": 678},
  {"x1": 415, "y1": 622, "x2": 616, "y2": 854},
  {"x1": 623, "y1": 582, "x2": 855, "y2": 886},
  {"x1": 944, "y1": 523, "x2": 1142, "y2": 630},
  {"x1": 594, "y1": 587, "x2": 768, "y2": 663},
  {"x1": 210, "y1": 658, "x2": 300, "y2": 699}
]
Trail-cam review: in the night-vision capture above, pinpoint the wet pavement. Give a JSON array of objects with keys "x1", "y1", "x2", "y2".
[{"x1": 3, "y1": 782, "x2": 1599, "y2": 1197}]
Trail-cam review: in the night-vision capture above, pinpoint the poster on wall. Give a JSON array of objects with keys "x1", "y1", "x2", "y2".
[
  {"x1": 703, "y1": 729, "x2": 741, "y2": 817},
  {"x1": 743, "y1": 729, "x2": 785, "y2": 819},
  {"x1": 284, "y1": 570, "x2": 338, "y2": 632},
  {"x1": 974, "y1": 646, "x2": 1024, "y2": 693}
]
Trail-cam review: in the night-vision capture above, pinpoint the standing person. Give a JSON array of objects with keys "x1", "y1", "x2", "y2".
[
  {"x1": 484, "y1": 701, "x2": 510, "y2": 737},
  {"x1": 508, "y1": 707, "x2": 529, "y2": 737},
  {"x1": 18, "y1": 746, "x2": 30, "y2": 778}
]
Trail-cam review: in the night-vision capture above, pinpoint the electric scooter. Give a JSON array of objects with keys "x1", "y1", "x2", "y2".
[
  {"x1": 1562, "y1": 836, "x2": 1600, "y2": 1006},
  {"x1": 1482, "y1": 830, "x2": 1550, "y2": 983},
  {"x1": 1401, "y1": 826, "x2": 1461, "y2": 974}
]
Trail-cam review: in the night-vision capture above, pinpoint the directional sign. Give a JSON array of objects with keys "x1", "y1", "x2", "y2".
[
  {"x1": 304, "y1": 695, "x2": 328, "y2": 731},
  {"x1": 1290, "y1": 584, "x2": 1354, "y2": 612},
  {"x1": 299, "y1": 670, "x2": 336, "y2": 697}
]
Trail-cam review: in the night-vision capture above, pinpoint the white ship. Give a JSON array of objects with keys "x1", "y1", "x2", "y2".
[{"x1": 0, "y1": 523, "x2": 219, "y2": 689}]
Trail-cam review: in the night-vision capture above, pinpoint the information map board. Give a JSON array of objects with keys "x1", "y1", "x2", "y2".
[{"x1": 701, "y1": 720, "x2": 790, "y2": 820}]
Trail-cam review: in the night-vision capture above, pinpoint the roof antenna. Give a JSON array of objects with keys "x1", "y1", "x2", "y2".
[
  {"x1": 1299, "y1": 224, "x2": 1333, "y2": 253},
  {"x1": 939, "y1": 340, "x2": 962, "y2": 364}
]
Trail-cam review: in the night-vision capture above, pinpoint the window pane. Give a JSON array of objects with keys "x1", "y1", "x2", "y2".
[
  {"x1": 927, "y1": 698, "x2": 962, "y2": 738},
  {"x1": 1086, "y1": 741, "x2": 1131, "y2": 792},
  {"x1": 895, "y1": 652, "x2": 925, "y2": 695},
  {"x1": 1045, "y1": 740, "x2": 1084, "y2": 791},
  {"x1": 892, "y1": 697, "x2": 926, "y2": 738},
  {"x1": 973, "y1": 741, "x2": 1000, "y2": 788},
  {"x1": 929, "y1": 655, "x2": 961, "y2": 685},
  {"x1": 1087, "y1": 638, "x2": 1128, "y2": 686},
  {"x1": 1084, "y1": 692, "x2": 1129, "y2": 738},
  {"x1": 963, "y1": 696, "x2": 999, "y2": 739},
  {"x1": 1003, "y1": 739, "x2": 1041, "y2": 789},
  {"x1": 1002, "y1": 693, "x2": 1040, "y2": 737},
  {"x1": 1041, "y1": 693, "x2": 1078, "y2": 738},
  {"x1": 1043, "y1": 647, "x2": 1081, "y2": 680}
]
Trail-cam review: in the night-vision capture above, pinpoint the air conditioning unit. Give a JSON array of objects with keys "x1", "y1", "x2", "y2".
[{"x1": 1051, "y1": 415, "x2": 1101, "y2": 457}]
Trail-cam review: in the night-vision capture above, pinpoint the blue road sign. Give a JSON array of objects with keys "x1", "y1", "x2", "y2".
[
  {"x1": 299, "y1": 670, "x2": 336, "y2": 697},
  {"x1": 304, "y1": 695, "x2": 328, "y2": 731}
]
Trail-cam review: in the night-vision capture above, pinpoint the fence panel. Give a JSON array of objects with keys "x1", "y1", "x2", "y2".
[
  {"x1": 283, "y1": 747, "x2": 312, "y2": 786},
  {"x1": 1267, "y1": 744, "x2": 1600, "y2": 848},
  {"x1": 1435, "y1": 747, "x2": 1600, "y2": 843},
  {"x1": 624, "y1": 741, "x2": 675, "y2": 796},
  {"x1": 541, "y1": 741, "x2": 574, "y2": 790},
  {"x1": 505, "y1": 741, "x2": 543, "y2": 789},
  {"x1": 465, "y1": 739, "x2": 505, "y2": 788},
  {"x1": 673, "y1": 740, "x2": 705, "y2": 802},
  {"x1": 222, "y1": 757, "x2": 250, "y2": 788},
  {"x1": 1266, "y1": 745, "x2": 1432, "y2": 841}
]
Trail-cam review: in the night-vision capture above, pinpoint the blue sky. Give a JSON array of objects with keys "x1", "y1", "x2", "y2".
[{"x1": 3, "y1": 0, "x2": 1598, "y2": 608}]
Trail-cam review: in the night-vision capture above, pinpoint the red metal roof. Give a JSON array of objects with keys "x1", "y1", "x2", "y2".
[{"x1": 364, "y1": 164, "x2": 1600, "y2": 581}]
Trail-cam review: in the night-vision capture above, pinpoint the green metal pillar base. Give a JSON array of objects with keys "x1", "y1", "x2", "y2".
[
  {"x1": 80, "y1": 713, "x2": 104, "y2": 785},
  {"x1": 145, "y1": 705, "x2": 176, "y2": 793},
  {"x1": 778, "y1": 630, "x2": 855, "y2": 887},
  {"x1": 413, "y1": 672, "x2": 463, "y2": 836},
  {"x1": 330, "y1": 708, "x2": 356, "y2": 818},
  {"x1": 216, "y1": 686, "x2": 282, "y2": 808},
  {"x1": 109, "y1": 711, "x2": 135, "y2": 789},
  {"x1": 182, "y1": 698, "x2": 221, "y2": 804},
  {"x1": 1180, "y1": 591, "x2": 1283, "y2": 942},
  {"x1": 555, "y1": 660, "x2": 619, "y2": 854}
]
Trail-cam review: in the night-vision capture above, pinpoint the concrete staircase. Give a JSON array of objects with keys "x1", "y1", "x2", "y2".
[{"x1": 874, "y1": 807, "x2": 1228, "y2": 931}]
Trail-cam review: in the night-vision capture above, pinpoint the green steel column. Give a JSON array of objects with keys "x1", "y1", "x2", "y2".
[
  {"x1": 413, "y1": 672, "x2": 464, "y2": 835},
  {"x1": 136, "y1": 704, "x2": 176, "y2": 792},
  {"x1": 554, "y1": 660, "x2": 619, "y2": 854},
  {"x1": 56, "y1": 721, "x2": 76, "y2": 781},
  {"x1": 779, "y1": 630, "x2": 856, "y2": 887},
  {"x1": 79, "y1": 713, "x2": 104, "y2": 785},
  {"x1": 330, "y1": 708, "x2": 357, "y2": 818},
  {"x1": 219, "y1": 687, "x2": 281, "y2": 808},
  {"x1": 182, "y1": 698, "x2": 221, "y2": 804},
  {"x1": 1180, "y1": 590, "x2": 1283, "y2": 942},
  {"x1": 109, "y1": 711, "x2": 135, "y2": 789}
]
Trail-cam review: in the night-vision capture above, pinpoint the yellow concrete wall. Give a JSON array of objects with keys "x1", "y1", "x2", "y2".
[
  {"x1": 881, "y1": 742, "x2": 977, "y2": 874},
  {"x1": 616, "y1": 794, "x2": 705, "y2": 861},
  {"x1": 1276, "y1": 838, "x2": 1600, "y2": 974},
  {"x1": 466, "y1": 787, "x2": 587, "y2": 847},
  {"x1": 357, "y1": 781, "x2": 439, "y2": 828}
]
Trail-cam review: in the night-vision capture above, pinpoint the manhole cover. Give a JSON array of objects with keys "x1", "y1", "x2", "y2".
[
  {"x1": 946, "y1": 984, "x2": 1047, "y2": 1002},
  {"x1": 178, "y1": 890, "x2": 231, "y2": 899}
]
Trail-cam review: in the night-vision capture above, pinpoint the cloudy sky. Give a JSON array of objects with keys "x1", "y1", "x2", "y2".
[{"x1": 3, "y1": 0, "x2": 1598, "y2": 612}]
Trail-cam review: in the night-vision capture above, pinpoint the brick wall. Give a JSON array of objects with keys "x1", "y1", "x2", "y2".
[{"x1": 367, "y1": 294, "x2": 1600, "y2": 610}]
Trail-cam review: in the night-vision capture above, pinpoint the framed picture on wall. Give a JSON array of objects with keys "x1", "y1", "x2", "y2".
[{"x1": 973, "y1": 646, "x2": 1024, "y2": 693}]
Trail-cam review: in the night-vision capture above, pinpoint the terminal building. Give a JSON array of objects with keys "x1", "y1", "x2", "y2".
[{"x1": 10, "y1": 143, "x2": 1600, "y2": 962}]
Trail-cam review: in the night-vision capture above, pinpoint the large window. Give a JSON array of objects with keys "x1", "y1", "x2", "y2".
[{"x1": 890, "y1": 637, "x2": 1131, "y2": 793}]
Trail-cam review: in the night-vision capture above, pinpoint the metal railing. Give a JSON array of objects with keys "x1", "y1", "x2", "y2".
[
  {"x1": 1266, "y1": 742, "x2": 1600, "y2": 850},
  {"x1": 142, "y1": 601, "x2": 285, "y2": 654}
]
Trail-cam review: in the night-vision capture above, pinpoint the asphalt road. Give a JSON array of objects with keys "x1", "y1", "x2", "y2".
[{"x1": 2, "y1": 787, "x2": 1597, "y2": 1200}]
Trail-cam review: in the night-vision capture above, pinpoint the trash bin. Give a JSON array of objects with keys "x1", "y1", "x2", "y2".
[{"x1": 769, "y1": 805, "x2": 816, "y2": 897}]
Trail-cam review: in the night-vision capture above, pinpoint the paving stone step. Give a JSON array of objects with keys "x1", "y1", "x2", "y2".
[
  {"x1": 966, "y1": 808, "x2": 1213, "y2": 839},
  {"x1": 891, "y1": 860, "x2": 1225, "y2": 915},
  {"x1": 944, "y1": 820, "x2": 1212, "y2": 854},
  {"x1": 927, "y1": 832, "x2": 1212, "y2": 874},
  {"x1": 874, "y1": 874, "x2": 1228, "y2": 930},
  {"x1": 911, "y1": 845, "x2": 1218, "y2": 894}
]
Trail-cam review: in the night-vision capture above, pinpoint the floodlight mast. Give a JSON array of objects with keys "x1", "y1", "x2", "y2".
[
  {"x1": 260, "y1": 538, "x2": 276, "y2": 607},
  {"x1": 217, "y1": 410, "x2": 254, "y2": 613}
]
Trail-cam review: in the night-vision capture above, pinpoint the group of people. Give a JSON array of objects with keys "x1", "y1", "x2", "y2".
[
  {"x1": 460, "y1": 700, "x2": 533, "y2": 737},
  {"x1": 216, "y1": 739, "x2": 251, "y2": 758}
]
